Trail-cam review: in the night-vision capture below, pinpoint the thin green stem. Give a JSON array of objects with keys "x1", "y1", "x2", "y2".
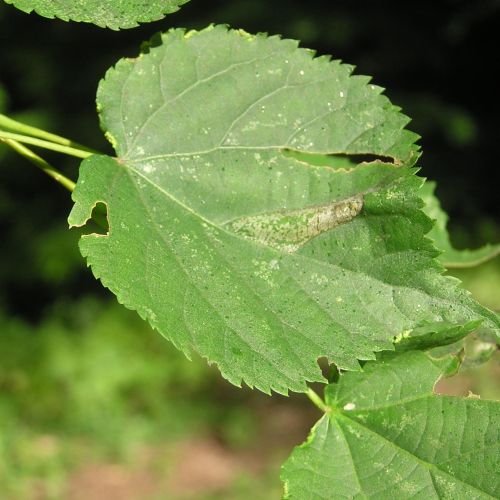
[
  {"x1": 1, "y1": 138, "x2": 75, "y2": 192},
  {"x1": 0, "y1": 130, "x2": 94, "y2": 159},
  {"x1": 0, "y1": 113, "x2": 98, "y2": 154},
  {"x1": 307, "y1": 388, "x2": 329, "y2": 413}
]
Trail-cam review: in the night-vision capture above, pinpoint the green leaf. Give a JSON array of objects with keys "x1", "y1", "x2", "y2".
[
  {"x1": 421, "y1": 181, "x2": 500, "y2": 268},
  {"x1": 69, "y1": 26, "x2": 500, "y2": 394},
  {"x1": 393, "y1": 319, "x2": 480, "y2": 353},
  {"x1": 281, "y1": 351, "x2": 500, "y2": 499},
  {"x1": 2, "y1": 0, "x2": 189, "y2": 29}
]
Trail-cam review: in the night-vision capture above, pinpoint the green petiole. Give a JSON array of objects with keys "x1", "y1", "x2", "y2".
[
  {"x1": 306, "y1": 388, "x2": 329, "y2": 413},
  {"x1": 0, "y1": 138, "x2": 76, "y2": 192},
  {"x1": 0, "y1": 113, "x2": 98, "y2": 154},
  {"x1": 0, "y1": 129, "x2": 94, "y2": 159}
]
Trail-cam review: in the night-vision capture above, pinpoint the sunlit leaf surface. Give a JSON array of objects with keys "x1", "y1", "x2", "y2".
[
  {"x1": 282, "y1": 351, "x2": 500, "y2": 498},
  {"x1": 69, "y1": 26, "x2": 500, "y2": 393}
]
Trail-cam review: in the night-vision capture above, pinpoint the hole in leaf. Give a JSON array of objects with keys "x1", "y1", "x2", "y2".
[
  {"x1": 140, "y1": 32, "x2": 163, "y2": 54},
  {"x1": 283, "y1": 149, "x2": 395, "y2": 168},
  {"x1": 334, "y1": 153, "x2": 395, "y2": 164},
  {"x1": 317, "y1": 357, "x2": 339, "y2": 383},
  {"x1": 82, "y1": 202, "x2": 109, "y2": 236}
]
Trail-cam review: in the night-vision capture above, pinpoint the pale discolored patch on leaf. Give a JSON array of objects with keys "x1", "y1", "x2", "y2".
[
  {"x1": 2, "y1": 0, "x2": 189, "y2": 29},
  {"x1": 226, "y1": 195, "x2": 363, "y2": 252}
]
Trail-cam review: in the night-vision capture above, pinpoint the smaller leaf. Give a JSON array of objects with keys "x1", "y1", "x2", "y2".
[
  {"x1": 282, "y1": 350, "x2": 500, "y2": 499},
  {"x1": 421, "y1": 180, "x2": 500, "y2": 268},
  {"x1": 2, "y1": 0, "x2": 189, "y2": 29}
]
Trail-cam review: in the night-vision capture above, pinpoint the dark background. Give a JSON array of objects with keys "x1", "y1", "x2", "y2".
[{"x1": 0, "y1": 1, "x2": 499, "y2": 498}]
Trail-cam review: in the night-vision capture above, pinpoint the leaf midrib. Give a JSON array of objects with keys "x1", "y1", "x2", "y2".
[{"x1": 124, "y1": 144, "x2": 398, "y2": 165}]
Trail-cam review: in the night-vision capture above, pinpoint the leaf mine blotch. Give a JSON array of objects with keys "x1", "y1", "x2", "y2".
[{"x1": 225, "y1": 195, "x2": 363, "y2": 252}]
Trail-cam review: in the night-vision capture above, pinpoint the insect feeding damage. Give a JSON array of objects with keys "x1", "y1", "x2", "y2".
[{"x1": 226, "y1": 195, "x2": 363, "y2": 252}]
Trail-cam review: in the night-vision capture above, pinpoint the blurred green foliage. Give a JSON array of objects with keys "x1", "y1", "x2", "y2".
[
  {"x1": 0, "y1": 298, "x2": 274, "y2": 497},
  {"x1": 0, "y1": 300, "x2": 211, "y2": 439}
]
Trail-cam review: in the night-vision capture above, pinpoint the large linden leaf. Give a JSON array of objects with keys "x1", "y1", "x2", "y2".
[
  {"x1": 2, "y1": 0, "x2": 189, "y2": 29},
  {"x1": 421, "y1": 181, "x2": 500, "y2": 268},
  {"x1": 69, "y1": 26, "x2": 500, "y2": 394},
  {"x1": 281, "y1": 351, "x2": 500, "y2": 499}
]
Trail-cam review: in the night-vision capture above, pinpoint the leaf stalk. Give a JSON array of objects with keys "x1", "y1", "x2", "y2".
[
  {"x1": 0, "y1": 113, "x2": 98, "y2": 154},
  {"x1": 1, "y1": 138, "x2": 76, "y2": 192},
  {"x1": 307, "y1": 388, "x2": 329, "y2": 413},
  {"x1": 0, "y1": 129, "x2": 94, "y2": 159}
]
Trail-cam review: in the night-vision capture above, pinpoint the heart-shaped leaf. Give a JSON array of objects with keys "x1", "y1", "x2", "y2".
[{"x1": 69, "y1": 26, "x2": 500, "y2": 394}]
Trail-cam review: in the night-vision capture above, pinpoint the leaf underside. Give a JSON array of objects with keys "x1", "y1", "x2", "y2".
[
  {"x1": 421, "y1": 181, "x2": 500, "y2": 268},
  {"x1": 281, "y1": 351, "x2": 500, "y2": 499},
  {"x1": 69, "y1": 26, "x2": 500, "y2": 394},
  {"x1": 2, "y1": 0, "x2": 189, "y2": 29}
]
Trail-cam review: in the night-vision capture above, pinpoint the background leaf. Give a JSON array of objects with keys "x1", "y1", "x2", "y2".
[
  {"x1": 2, "y1": 0, "x2": 189, "y2": 29},
  {"x1": 281, "y1": 351, "x2": 500, "y2": 499},
  {"x1": 422, "y1": 180, "x2": 500, "y2": 268},
  {"x1": 69, "y1": 26, "x2": 500, "y2": 394}
]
